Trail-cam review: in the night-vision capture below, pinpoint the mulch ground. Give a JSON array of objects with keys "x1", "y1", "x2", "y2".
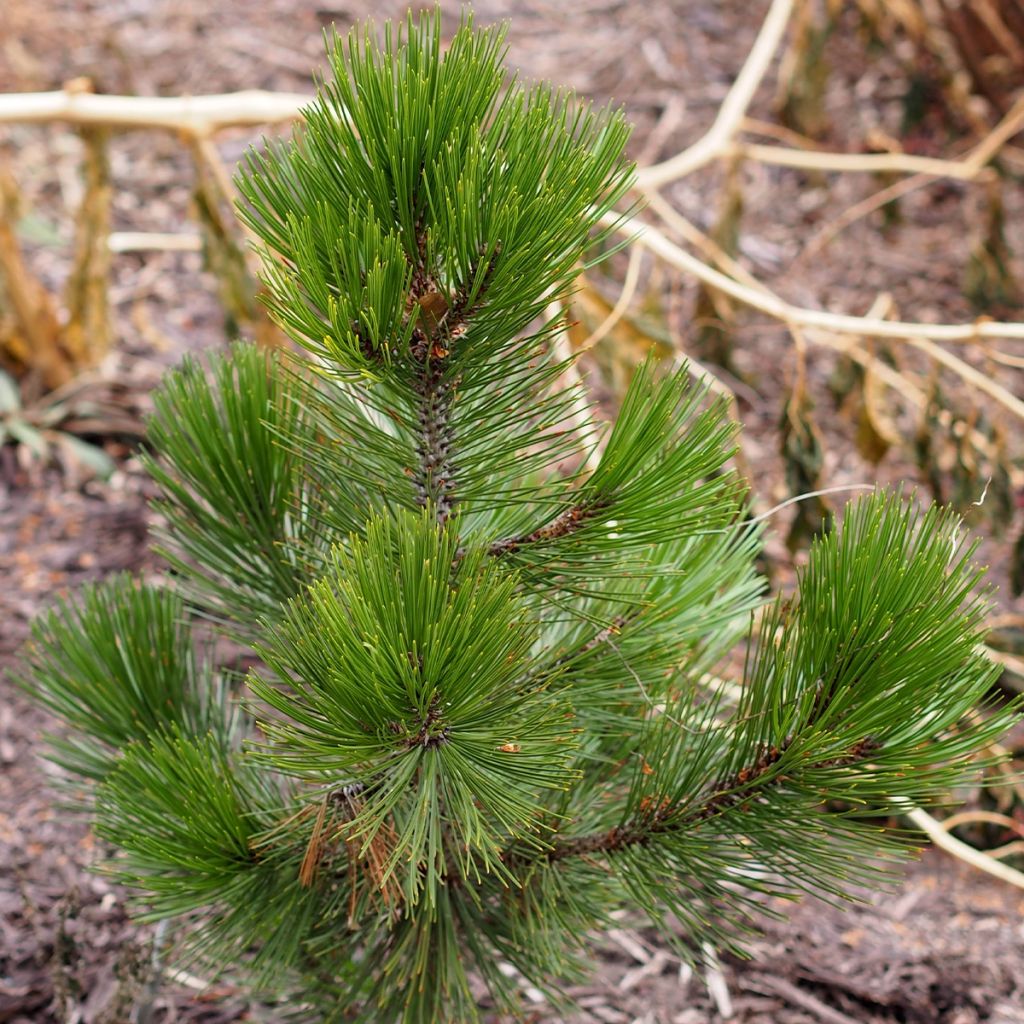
[{"x1": 3, "y1": 0, "x2": 1024, "y2": 1021}]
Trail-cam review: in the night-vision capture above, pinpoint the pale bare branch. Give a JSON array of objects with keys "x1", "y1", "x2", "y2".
[
  {"x1": 721, "y1": 93, "x2": 1024, "y2": 181},
  {"x1": 577, "y1": 244, "x2": 643, "y2": 351},
  {"x1": 731, "y1": 141, "x2": 996, "y2": 180},
  {"x1": 637, "y1": 0, "x2": 796, "y2": 189},
  {"x1": 608, "y1": 213, "x2": 1024, "y2": 344},
  {"x1": 903, "y1": 804, "x2": 1024, "y2": 891},
  {"x1": 907, "y1": 336, "x2": 1024, "y2": 423},
  {"x1": 0, "y1": 89, "x2": 309, "y2": 134},
  {"x1": 108, "y1": 231, "x2": 202, "y2": 253}
]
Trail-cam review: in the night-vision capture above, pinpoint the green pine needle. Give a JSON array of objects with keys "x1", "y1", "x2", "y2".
[{"x1": 18, "y1": 577, "x2": 221, "y2": 781}]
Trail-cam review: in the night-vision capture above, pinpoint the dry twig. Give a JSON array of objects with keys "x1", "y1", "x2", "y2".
[
  {"x1": 938, "y1": 809, "x2": 1024, "y2": 835},
  {"x1": 638, "y1": 0, "x2": 796, "y2": 189},
  {"x1": 753, "y1": 975, "x2": 862, "y2": 1024},
  {"x1": 0, "y1": 88, "x2": 309, "y2": 135},
  {"x1": 579, "y1": 245, "x2": 644, "y2": 352},
  {"x1": 611, "y1": 214, "x2": 1024, "y2": 344},
  {"x1": 903, "y1": 804, "x2": 1024, "y2": 890}
]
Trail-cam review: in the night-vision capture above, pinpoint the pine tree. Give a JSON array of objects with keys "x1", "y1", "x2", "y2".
[{"x1": 21, "y1": 11, "x2": 1019, "y2": 1023}]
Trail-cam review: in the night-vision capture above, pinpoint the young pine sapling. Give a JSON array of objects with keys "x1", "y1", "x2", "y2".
[{"x1": 22, "y1": 12, "x2": 1018, "y2": 1023}]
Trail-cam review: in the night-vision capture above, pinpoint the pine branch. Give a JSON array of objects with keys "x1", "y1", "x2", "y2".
[
  {"x1": 542, "y1": 733, "x2": 881, "y2": 863},
  {"x1": 236, "y1": 11, "x2": 634, "y2": 549},
  {"x1": 250, "y1": 510, "x2": 578, "y2": 908},
  {"x1": 407, "y1": 253, "x2": 499, "y2": 523},
  {"x1": 16, "y1": 577, "x2": 225, "y2": 781},
  {"x1": 20, "y1": 13, "x2": 1022, "y2": 1021},
  {"x1": 510, "y1": 493, "x2": 1019, "y2": 922},
  {"x1": 410, "y1": 349, "x2": 457, "y2": 522},
  {"x1": 143, "y1": 345, "x2": 327, "y2": 630},
  {"x1": 480, "y1": 362, "x2": 742, "y2": 596},
  {"x1": 486, "y1": 500, "x2": 606, "y2": 557}
]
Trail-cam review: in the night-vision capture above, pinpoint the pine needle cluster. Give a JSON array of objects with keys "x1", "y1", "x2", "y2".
[{"x1": 21, "y1": 11, "x2": 1019, "y2": 1023}]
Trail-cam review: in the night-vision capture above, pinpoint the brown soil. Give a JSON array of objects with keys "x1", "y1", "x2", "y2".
[{"x1": 2, "y1": 1, "x2": 1024, "y2": 1022}]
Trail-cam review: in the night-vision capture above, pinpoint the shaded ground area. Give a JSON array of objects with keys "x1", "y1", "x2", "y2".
[{"x1": 2, "y1": 0, "x2": 1024, "y2": 1021}]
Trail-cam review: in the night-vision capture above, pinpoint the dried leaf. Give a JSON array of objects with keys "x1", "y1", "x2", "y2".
[
  {"x1": 569, "y1": 277, "x2": 671, "y2": 401},
  {"x1": 780, "y1": 386, "x2": 832, "y2": 552},
  {"x1": 827, "y1": 354, "x2": 860, "y2": 408},
  {"x1": 416, "y1": 291, "x2": 450, "y2": 337},
  {"x1": 776, "y1": 1, "x2": 835, "y2": 139},
  {"x1": 0, "y1": 167, "x2": 69, "y2": 391},
  {"x1": 913, "y1": 378, "x2": 950, "y2": 504},
  {"x1": 964, "y1": 179, "x2": 1020, "y2": 313},
  {"x1": 985, "y1": 428, "x2": 1015, "y2": 535},
  {"x1": 691, "y1": 161, "x2": 743, "y2": 372},
  {"x1": 854, "y1": 401, "x2": 891, "y2": 464},
  {"x1": 63, "y1": 127, "x2": 112, "y2": 368},
  {"x1": 191, "y1": 146, "x2": 284, "y2": 348},
  {"x1": 1012, "y1": 524, "x2": 1024, "y2": 598}
]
